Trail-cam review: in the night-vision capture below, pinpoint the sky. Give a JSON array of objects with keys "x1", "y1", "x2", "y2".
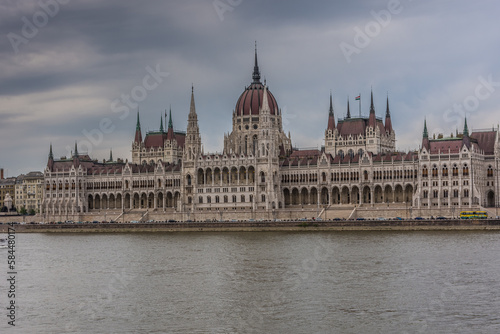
[{"x1": 1, "y1": 0, "x2": 500, "y2": 176}]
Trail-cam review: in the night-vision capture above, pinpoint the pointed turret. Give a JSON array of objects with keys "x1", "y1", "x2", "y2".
[
  {"x1": 167, "y1": 107, "x2": 175, "y2": 140},
  {"x1": 346, "y1": 97, "x2": 351, "y2": 119},
  {"x1": 368, "y1": 89, "x2": 376, "y2": 128},
  {"x1": 463, "y1": 117, "x2": 469, "y2": 137},
  {"x1": 109, "y1": 149, "x2": 113, "y2": 162},
  {"x1": 72, "y1": 141, "x2": 79, "y2": 168},
  {"x1": 134, "y1": 110, "x2": 142, "y2": 143},
  {"x1": 48, "y1": 143, "x2": 54, "y2": 171},
  {"x1": 462, "y1": 117, "x2": 471, "y2": 148},
  {"x1": 159, "y1": 114, "x2": 164, "y2": 133},
  {"x1": 168, "y1": 107, "x2": 173, "y2": 129},
  {"x1": 327, "y1": 92, "x2": 335, "y2": 130},
  {"x1": 73, "y1": 141, "x2": 78, "y2": 157},
  {"x1": 422, "y1": 119, "x2": 430, "y2": 150},
  {"x1": 384, "y1": 95, "x2": 393, "y2": 133},
  {"x1": 189, "y1": 85, "x2": 197, "y2": 117},
  {"x1": 261, "y1": 84, "x2": 270, "y2": 114},
  {"x1": 252, "y1": 41, "x2": 261, "y2": 84}
]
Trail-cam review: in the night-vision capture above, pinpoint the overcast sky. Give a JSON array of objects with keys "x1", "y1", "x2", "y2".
[{"x1": 1, "y1": 0, "x2": 500, "y2": 176}]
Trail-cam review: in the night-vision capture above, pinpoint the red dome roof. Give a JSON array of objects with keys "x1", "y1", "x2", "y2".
[{"x1": 235, "y1": 83, "x2": 278, "y2": 116}]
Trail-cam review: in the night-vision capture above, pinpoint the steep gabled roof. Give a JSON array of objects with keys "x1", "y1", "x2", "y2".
[{"x1": 471, "y1": 130, "x2": 496, "y2": 155}]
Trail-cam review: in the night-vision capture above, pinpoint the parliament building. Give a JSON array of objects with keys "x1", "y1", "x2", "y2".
[{"x1": 41, "y1": 49, "x2": 500, "y2": 221}]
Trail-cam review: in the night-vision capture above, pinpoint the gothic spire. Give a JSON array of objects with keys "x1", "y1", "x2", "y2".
[
  {"x1": 346, "y1": 97, "x2": 351, "y2": 119},
  {"x1": 74, "y1": 141, "x2": 78, "y2": 157},
  {"x1": 48, "y1": 143, "x2": 54, "y2": 171},
  {"x1": 134, "y1": 109, "x2": 142, "y2": 143},
  {"x1": 385, "y1": 94, "x2": 390, "y2": 118},
  {"x1": 261, "y1": 83, "x2": 270, "y2": 114},
  {"x1": 327, "y1": 92, "x2": 335, "y2": 130},
  {"x1": 168, "y1": 107, "x2": 173, "y2": 129},
  {"x1": 186, "y1": 85, "x2": 201, "y2": 160},
  {"x1": 329, "y1": 91, "x2": 333, "y2": 114},
  {"x1": 136, "y1": 109, "x2": 141, "y2": 130},
  {"x1": 159, "y1": 114, "x2": 164, "y2": 133},
  {"x1": 189, "y1": 84, "x2": 197, "y2": 117},
  {"x1": 109, "y1": 149, "x2": 113, "y2": 162},
  {"x1": 422, "y1": 118, "x2": 430, "y2": 150},
  {"x1": 370, "y1": 89, "x2": 375, "y2": 114},
  {"x1": 463, "y1": 117, "x2": 469, "y2": 137},
  {"x1": 368, "y1": 88, "x2": 376, "y2": 127},
  {"x1": 167, "y1": 106, "x2": 175, "y2": 140},
  {"x1": 252, "y1": 41, "x2": 261, "y2": 83},
  {"x1": 385, "y1": 94, "x2": 393, "y2": 133}
]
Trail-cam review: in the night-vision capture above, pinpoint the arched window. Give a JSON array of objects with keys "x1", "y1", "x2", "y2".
[
  {"x1": 442, "y1": 165, "x2": 448, "y2": 177},
  {"x1": 198, "y1": 196, "x2": 203, "y2": 204},
  {"x1": 432, "y1": 165, "x2": 438, "y2": 177},
  {"x1": 463, "y1": 164, "x2": 469, "y2": 176},
  {"x1": 487, "y1": 165, "x2": 493, "y2": 177}
]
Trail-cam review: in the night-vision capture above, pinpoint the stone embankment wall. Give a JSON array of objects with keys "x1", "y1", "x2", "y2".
[{"x1": 2, "y1": 219, "x2": 500, "y2": 233}]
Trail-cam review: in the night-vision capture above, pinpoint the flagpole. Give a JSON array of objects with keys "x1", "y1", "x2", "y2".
[{"x1": 358, "y1": 93, "x2": 361, "y2": 116}]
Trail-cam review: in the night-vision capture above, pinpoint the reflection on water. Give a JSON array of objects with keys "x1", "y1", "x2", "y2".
[{"x1": 1, "y1": 231, "x2": 500, "y2": 333}]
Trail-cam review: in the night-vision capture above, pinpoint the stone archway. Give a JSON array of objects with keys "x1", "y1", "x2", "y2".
[
  {"x1": 374, "y1": 185, "x2": 383, "y2": 204},
  {"x1": 283, "y1": 188, "x2": 291, "y2": 206},
  {"x1": 487, "y1": 191, "x2": 495, "y2": 207}
]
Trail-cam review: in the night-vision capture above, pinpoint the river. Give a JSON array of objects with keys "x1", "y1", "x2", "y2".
[{"x1": 1, "y1": 231, "x2": 500, "y2": 333}]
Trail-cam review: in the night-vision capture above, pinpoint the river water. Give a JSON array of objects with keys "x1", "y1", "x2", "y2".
[{"x1": 1, "y1": 231, "x2": 500, "y2": 333}]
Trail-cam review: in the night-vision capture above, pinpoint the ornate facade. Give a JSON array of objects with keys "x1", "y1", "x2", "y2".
[{"x1": 41, "y1": 49, "x2": 500, "y2": 221}]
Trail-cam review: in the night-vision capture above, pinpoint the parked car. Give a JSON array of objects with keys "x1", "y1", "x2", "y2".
[{"x1": 414, "y1": 217, "x2": 424, "y2": 220}]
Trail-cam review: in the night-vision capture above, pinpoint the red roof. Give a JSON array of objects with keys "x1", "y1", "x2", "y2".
[
  {"x1": 143, "y1": 131, "x2": 185, "y2": 149},
  {"x1": 235, "y1": 83, "x2": 278, "y2": 116},
  {"x1": 337, "y1": 118, "x2": 366, "y2": 136},
  {"x1": 429, "y1": 139, "x2": 463, "y2": 154},
  {"x1": 144, "y1": 132, "x2": 167, "y2": 149},
  {"x1": 174, "y1": 132, "x2": 186, "y2": 148},
  {"x1": 471, "y1": 131, "x2": 496, "y2": 155},
  {"x1": 290, "y1": 149, "x2": 322, "y2": 159}
]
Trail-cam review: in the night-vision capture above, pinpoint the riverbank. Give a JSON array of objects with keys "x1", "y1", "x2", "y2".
[{"x1": 2, "y1": 219, "x2": 500, "y2": 233}]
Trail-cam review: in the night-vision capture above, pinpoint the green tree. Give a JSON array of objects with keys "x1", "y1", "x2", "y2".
[
  {"x1": 29, "y1": 208, "x2": 36, "y2": 215},
  {"x1": 19, "y1": 206, "x2": 27, "y2": 215}
]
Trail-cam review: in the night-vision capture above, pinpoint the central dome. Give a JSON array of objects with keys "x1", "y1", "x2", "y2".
[
  {"x1": 234, "y1": 46, "x2": 278, "y2": 116},
  {"x1": 235, "y1": 82, "x2": 278, "y2": 116}
]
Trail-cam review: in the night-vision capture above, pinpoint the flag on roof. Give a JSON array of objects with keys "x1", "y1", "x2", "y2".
[{"x1": 355, "y1": 95, "x2": 360, "y2": 100}]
